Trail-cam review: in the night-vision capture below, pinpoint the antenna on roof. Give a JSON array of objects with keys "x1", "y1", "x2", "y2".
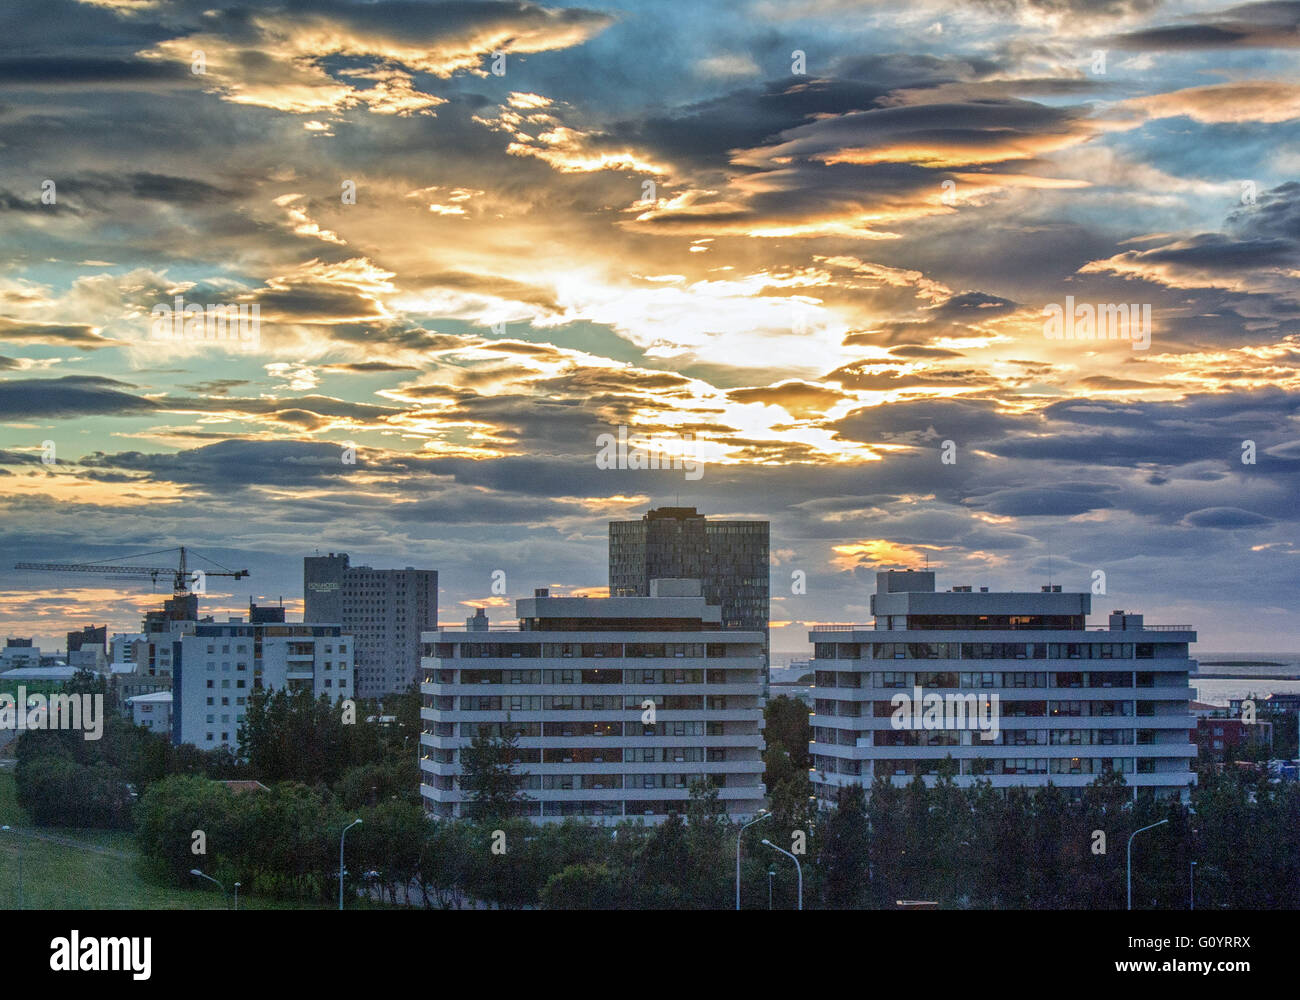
[{"x1": 1048, "y1": 552, "x2": 1053, "y2": 588}]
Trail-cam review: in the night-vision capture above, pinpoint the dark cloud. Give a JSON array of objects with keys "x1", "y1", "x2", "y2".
[
  {"x1": 884, "y1": 345, "x2": 966, "y2": 359},
  {"x1": 0, "y1": 318, "x2": 114, "y2": 348},
  {"x1": 0, "y1": 57, "x2": 193, "y2": 88},
  {"x1": 1112, "y1": 0, "x2": 1300, "y2": 49},
  {"x1": 965, "y1": 485, "x2": 1116, "y2": 517},
  {"x1": 0, "y1": 375, "x2": 157, "y2": 418},
  {"x1": 322, "y1": 361, "x2": 420, "y2": 373},
  {"x1": 1181, "y1": 506, "x2": 1273, "y2": 528}
]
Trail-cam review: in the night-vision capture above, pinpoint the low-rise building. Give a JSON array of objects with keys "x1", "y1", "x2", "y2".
[
  {"x1": 1195, "y1": 716, "x2": 1272, "y2": 758},
  {"x1": 127, "y1": 691, "x2": 173, "y2": 736}
]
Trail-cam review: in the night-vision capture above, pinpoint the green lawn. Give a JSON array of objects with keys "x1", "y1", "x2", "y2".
[
  {"x1": 0, "y1": 771, "x2": 331, "y2": 909},
  {"x1": 0, "y1": 679, "x2": 63, "y2": 698}
]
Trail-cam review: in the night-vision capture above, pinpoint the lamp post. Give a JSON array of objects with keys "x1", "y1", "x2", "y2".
[
  {"x1": 1189, "y1": 861, "x2": 1196, "y2": 911},
  {"x1": 735, "y1": 810, "x2": 770, "y2": 910},
  {"x1": 761, "y1": 839, "x2": 802, "y2": 910},
  {"x1": 233, "y1": 881, "x2": 241, "y2": 911},
  {"x1": 767, "y1": 869, "x2": 775, "y2": 910},
  {"x1": 339, "y1": 818, "x2": 362, "y2": 911},
  {"x1": 190, "y1": 869, "x2": 227, "y2": 909},
  {"x1": 1127, "y1": 819, "x2": 1168, "y2": 911},
  {"x1": 1, "y1": 826, "x2": 21, "y2": 909}
]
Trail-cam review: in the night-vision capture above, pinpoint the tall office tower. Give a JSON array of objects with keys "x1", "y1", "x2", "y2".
[
  {"x1": 304, "y1": 553, "x2": 437, "y2": 697},
  {"x1": 609, "y1": 507, "x2": 769, "y2": 663},
  {"x1": 808, "y1": 571, "x2": 1197, "y2": 803},
  {"x1": 418, "y1": 579, "x2": 767, "y2": 823},
  {"x1": 172, "y1": 617, "x2": 353, "y2": 749}
]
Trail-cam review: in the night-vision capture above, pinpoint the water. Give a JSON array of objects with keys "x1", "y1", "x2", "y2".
[
  {"x1": 1191, "y1": 652, "x2": 1300, "y2": 706},
  {"x1": 772, "y1": 650, "x2": 1300, "y2": 707}
]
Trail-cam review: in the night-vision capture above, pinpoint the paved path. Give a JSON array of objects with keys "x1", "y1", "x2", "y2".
[{"x1": 0, "y1": 825, "x2": 133, "y2": 860}]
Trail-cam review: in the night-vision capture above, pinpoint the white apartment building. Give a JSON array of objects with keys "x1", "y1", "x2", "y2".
[
  {"x1": 127, "y1": 691, "x2": 173, "y2": 736},
  {"x1": 419, "y1": 579, "x2": 766, "y2": 823},
  {"x1": 172, "y1": 619, "x2": 354, "y2": 749},
  {"x1": 809, "y1": 571, "x2": 1197, "y2": 802}
]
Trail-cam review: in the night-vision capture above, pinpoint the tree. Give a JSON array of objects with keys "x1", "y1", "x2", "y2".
[
  {"x1": 16, "y1": 757, "x2": 133, "y2": 829},
  {"x1": 631, "y1": 812, "x2": 690, "y2": 908},
  {"x1": 459, "y1": 723, "x2": 531, "y2": 822},
  {"x1": 135, "y1": 775, "x2": 238, "y2": 881},
  {"x1": 541, "y1": 863, "x2": 621, "y2": 909},
  {"x1": 419, "y1": 820, "x2": 475, "y2": 909},
  {"x1": 237, "y1": 687, "x2": 350, "y2": 785},
  {"x1": 817, "y1": 784, "x2": 870, "y2": 908},
  {"x1": 764, "y1": 695, "x2": 811, "y2": 771}
]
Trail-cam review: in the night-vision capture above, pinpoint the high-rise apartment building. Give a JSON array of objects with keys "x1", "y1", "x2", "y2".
[
  {"x1": 418, "y1": 579, "x2": 766, "y2": 823},
  {"x1": 304, "y1": 553, "x2": 437, "y2": 697},
  {"x1": 808, "y1": 570, "x2": 1197, "y2": 802},
  {"x1": 609, "y1": 507, "x2": 769, "y2": 662},
  {"x1": 172, "y1": 617, "x2": 353, "y2": 749}
]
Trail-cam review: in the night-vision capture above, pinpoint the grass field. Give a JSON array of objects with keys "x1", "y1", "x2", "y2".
[
  {"x1": 0, "y1": 678, "x2": 63, "y2": 698},
  {"x1": 0, "y1": 770, "x2": 331, "y2": 909}
]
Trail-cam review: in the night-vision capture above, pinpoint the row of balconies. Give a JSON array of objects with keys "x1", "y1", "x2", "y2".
[
  {"x1": 811, "y1": 660, "x2": 1193, "y2": 677},
  {"x1": 812, "y1": 685, "x2": 1192, "y2": 703},
  {"x1": 809, "y1": 627, "x2": 1195, "y2": 640},
  {"x1": 811, "y1": 713, "x2": 1195, "y2": 730},
  {"x1": 418, "y1": 759, "x2": 765, "y2": 776},
  {"x1": 813, "y1": 771, "x2": 1196, "y2": 789},
  {"x1": 810, "y1": 742, "x2": 1198, "y2": 759},
  {"x1": 420, "y1": 682, "x2": 761, "y2": 697},
  {"x1": 420, "y1": 651, "x2": 764, "y2": 664},
  {"x1": 419, "y1": 731, "x2": 764, "y2": 748},
  {"x1": 416, "y1": 785, "x2": 765, "y2": 803},
  {"x1": 420, "y1": 708, "x2": 764, "y2": 722}
]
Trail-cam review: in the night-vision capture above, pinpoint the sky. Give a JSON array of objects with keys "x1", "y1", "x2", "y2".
[{"x1": 0, "y1": 0, "x2": 1297, "y2": 653}]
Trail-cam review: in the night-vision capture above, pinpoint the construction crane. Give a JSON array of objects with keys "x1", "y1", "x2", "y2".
[{"x1": 16, "y1": 546, "x2": 249, "y2": 595}]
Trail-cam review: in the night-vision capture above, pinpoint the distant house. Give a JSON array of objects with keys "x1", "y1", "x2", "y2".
[
  {"x1": 126, "y1": 691, "x2": 172, "y2": 736},
  {"x1": 1194, "y1": 716, "x2": 1272, "y2": 758}
]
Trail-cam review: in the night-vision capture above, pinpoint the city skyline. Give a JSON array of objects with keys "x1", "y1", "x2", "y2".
[{"x1": 2, "y1": 0, "x2": 1299, "y2": 652}]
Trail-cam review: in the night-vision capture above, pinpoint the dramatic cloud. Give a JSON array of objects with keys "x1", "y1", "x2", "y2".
[{"x1": 1, "y1": 0, "x2": 1297, "y2": 650}]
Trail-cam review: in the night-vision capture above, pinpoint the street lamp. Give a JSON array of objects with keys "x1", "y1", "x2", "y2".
[
  {"x1": 767, "y1": 869, "x2": 775, "y2": 911},
  {"x1": 190, "y1": 869, "x2": 228, "y2": 909},
  {"x1": 1127, "y1": 819, "x2": 1168, "y2": 911},
  {"x1": 761, "y1": 839, "x2": 802, "y2": 910},
  {"x1": 735, "y1": 810, "x2": 770, "y2": 910},
  {"x1": 1, "y1": 826, "x2": 21, "y2": 909},
  {"x1": 338, "y1": 818, "x2": 362, "y2": 911},
  {"x1": 234, "y1": 881, "x2": 241, "y2": 911},
  {"x1": 1189, "y1": 861, "x2": 1196, "y2": 911}
]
